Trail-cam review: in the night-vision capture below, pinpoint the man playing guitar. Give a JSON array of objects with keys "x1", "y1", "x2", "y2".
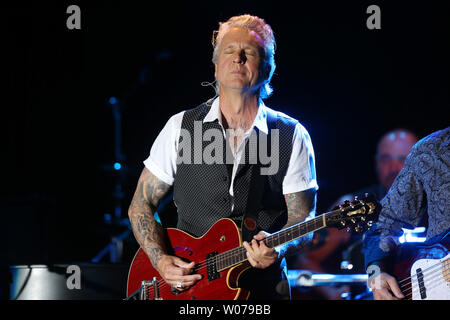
[{"x1": 127, "y1": 14, "x2": 318, "y2": 300}]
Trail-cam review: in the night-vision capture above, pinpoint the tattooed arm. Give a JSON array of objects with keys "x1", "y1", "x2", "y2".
[
  {"x1": 284, "y1": 188, "x2": 317, "y2": 227},
  {"x1": 128, "y1": 167, "x2": 201, "y2": 290},
  {"x1": 279, "y1": 187, "x2": 317, "y2": 257},
  {"x1": 244, "y1": 187, "x2": 317, "y2": 269}
]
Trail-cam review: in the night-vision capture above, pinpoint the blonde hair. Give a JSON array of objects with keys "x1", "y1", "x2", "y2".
[{"x1": 211, "y1": 14, "x2": 276, "y2": 99}]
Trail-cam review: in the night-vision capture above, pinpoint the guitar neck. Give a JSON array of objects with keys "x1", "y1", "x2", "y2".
[{"x1": 215, "y1": 213, "x2": 328, "y2": 271}]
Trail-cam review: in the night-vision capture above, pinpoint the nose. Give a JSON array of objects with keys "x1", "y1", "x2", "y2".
[
  {"x1": 385, "y1": 160, "x2": 404, "y2": 183},
  {"x1": 233, "y1": 50, "x2": 247, "y2": 64},
  {"x1": 391, "y1": 158, "x2": 405, "y2": 172}
]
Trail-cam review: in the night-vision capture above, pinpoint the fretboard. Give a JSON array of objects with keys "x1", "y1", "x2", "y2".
[{"x1": 215, "y1": 214, "x2": 326, "y2": 271}]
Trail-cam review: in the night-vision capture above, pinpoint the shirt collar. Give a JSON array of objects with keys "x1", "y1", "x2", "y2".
[{"x1": 203, "y1": 97, "x2": 268, "y2": 135}]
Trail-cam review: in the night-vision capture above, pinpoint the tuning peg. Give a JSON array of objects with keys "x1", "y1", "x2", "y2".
[
  {"x1": 360, "y1": 216, "x2": 366, "y2": 221},
  {"x1": 350, "y1": 218, "x2": 356, "y2": 224},
  {"x1": 346, "y1": 226, "x2": 352, "y2": 233},
  {"x1": 354, "y1": 196, "x2": 359, "y2": 201}
]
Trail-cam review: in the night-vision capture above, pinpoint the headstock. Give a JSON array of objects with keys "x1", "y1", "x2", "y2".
[{"x1": 325, "y1": 193, "x2": 381, "y2": 233}]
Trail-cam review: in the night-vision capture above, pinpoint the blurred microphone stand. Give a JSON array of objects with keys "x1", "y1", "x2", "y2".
[
  {"x1": 92, "y1": 96, "x2": 130, "y2": 264},
  {"x1": 91, "y1": 49, "x2": 174, "y2": 264}
]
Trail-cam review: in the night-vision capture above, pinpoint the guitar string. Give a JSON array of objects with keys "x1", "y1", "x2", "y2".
[
  {"x1": 397, "y1": 259, "x2": 448, "y2": 299},
  {"x1": 184, "y1": 219, "x2": 309, "y2": 275},
  {"x1": 205, "y1": 205, "x2": 366, "y2": 276},
  {"x1": 401, "y1": 258, "x2": 448, "y2": 294},
  {"x1": 404, "y1": 273, "x2": 448, "y2": 300},
  {"x1": 151, "y1": 262, "x2": 447, "y2": 300},
  {"x1": 408, "y1": 272, "x2": 447, "y2": 297},
  {"x1": 149, "y1": 238, "x2": 273, "y2": 295},
  {"x1": 151, "y1": 257, "x2": 448, "y2": 299},
  {"x1": 142, "y1": 208, "x2": 371, "y2": 298},
  {"x1": 149, "y1": 271, "x2": 446, "y2": 301},
  {"x1": 140, "y1": 252, "x2": 218, "y2": 297},
  {"x1": 194, "y1": 217, "x2": 320, "y2": 274},
  {"x1": 398, "y1": 258, "x2": 448, "y2": 288},
  {"x1": 399, "y1": 261, "x2": 440, "y2": 288},
  {"x1": 143, "y1": 209, "x2": 374, "y2": 298},
  {"x1": 146, "y1": 206, "x2": 353, "y2": 294},
  {"x1": 149, "y1": 258, "x2": 212, "y2": 295},
  {"x1": 401, "y1": 266, "x2": 441, "y2": 295},
  {"x1": 399, "y1": 261, "x2": 444, "y2": 296},
  {"x1": 210, "y1": 216, "x2": 326, "y2": 273},
  {"x1": 146, "y1": 218, "x2": 324, "y2": 296}
]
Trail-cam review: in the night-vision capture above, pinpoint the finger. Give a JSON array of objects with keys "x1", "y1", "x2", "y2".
[
  {"x1": 173, "y1": 259, "x2": 195, "y2": 269},
  {"x1": 165, "y1": 264, "x2": 185, "y2": 278},
  {"x1": 177, "y1": 275, "x2": 201, "y2": 288},
  {"x1": 386, "y1": 277, "x2": 404, "y2": 299},
  {"x1": 165, "y1": 266, "x2": 198, "y2": 282},
  {"x1": 182, "y1": 273, "x2": 202, "y2": 282},
  {"x1": 246, "y1": 251, "x2": 259, "y2": 268},
  {"x1": 257, "y1": 240, "x2": 272, "y2": 252},
  {"x1": 251, "y1": 239, "x2": 262, "y2": 251},
  {"x1": 258, "y1": 240, "x2": 278, "y2": 257},
  {"x1": 172, "y1": 259, "x2": 196, "y2": 275},
  {"x1": 250, "y1": 239, "x2": 268, "y2": 258},
  {"x1": 243, "y1": 241, "x2": 254, "y2": 254},
  {"x1": 253, "y1": 231, "x2": 268, "y2": 241},
  {"x1": 380, "y1": 288, "x2": 398, "y2": 300},
  {"x1": 373, "y1": 282, "x2": 398, "y2": 301},
  {"x1": 171, "y1": 273, "x2": 202, "y2": 290},
  {"x1": 172, "y1": 281, "x2": 187, "y2": 292},
  {"x1": 372, "y1": 289, "x2": 387, "y2": 300}
]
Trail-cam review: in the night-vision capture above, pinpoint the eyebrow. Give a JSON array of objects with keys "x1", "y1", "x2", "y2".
[{"x1": 223, "y1": 43, "x2": 259, "y2": 51}]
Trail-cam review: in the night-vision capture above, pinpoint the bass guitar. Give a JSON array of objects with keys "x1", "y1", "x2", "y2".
[
  {"x1": 126, "y1": 195, "x2": 380, "y2": 300},
  {"x1": 394, "y1": 231, "x2": 449, "y2": 300}
]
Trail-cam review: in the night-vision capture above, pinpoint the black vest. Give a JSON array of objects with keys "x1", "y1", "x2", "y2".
[{"x1": 173, "y1": 101, "x2": 297, "y2": 240}]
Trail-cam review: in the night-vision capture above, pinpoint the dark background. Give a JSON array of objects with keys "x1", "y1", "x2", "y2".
[{"x1": 2, "y1": 0, "x2": 449, "y2": 266}]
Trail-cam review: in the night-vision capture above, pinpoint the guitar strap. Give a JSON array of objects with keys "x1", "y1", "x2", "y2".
[{"x1": 240, "y1": 107, "x2": 278, "y2": 242}]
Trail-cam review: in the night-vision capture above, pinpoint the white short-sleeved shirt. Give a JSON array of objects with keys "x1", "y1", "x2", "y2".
[{"x1": 144, "y1": 98, "x2": 318, "y2": 197}]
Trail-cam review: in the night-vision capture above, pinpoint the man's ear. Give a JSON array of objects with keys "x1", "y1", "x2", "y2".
[{"x1": 214, "y1": 63, "x2": 218, "y2": 78}]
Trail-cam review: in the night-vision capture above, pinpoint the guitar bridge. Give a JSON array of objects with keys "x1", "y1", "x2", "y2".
[
  {"x1": 206, "y1": 251, "x2": 220, "y2": 281},
  {"x1": 140, "y1": 277, "x2": 163, "y2": 300}
]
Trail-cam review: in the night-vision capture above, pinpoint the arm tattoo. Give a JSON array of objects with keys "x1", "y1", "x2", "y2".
[
  {"x1": 279, "y1": 188, "x2": 317, "y2": 258},
  {"x1": 284, "y1": 188, "x2": 316, "y2": 228},
  {"x1": 128, "y1": 168, "x2": 171, "y2": 268}
]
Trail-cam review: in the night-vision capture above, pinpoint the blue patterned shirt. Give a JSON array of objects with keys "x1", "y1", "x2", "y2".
[{"x1": 363, "y1": 127, "x2": 450, "y2": 271}]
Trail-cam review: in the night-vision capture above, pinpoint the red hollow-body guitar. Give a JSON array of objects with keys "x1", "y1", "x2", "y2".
[{"x1": 126, "y1": 195, "x2": 380, "y2": 300}]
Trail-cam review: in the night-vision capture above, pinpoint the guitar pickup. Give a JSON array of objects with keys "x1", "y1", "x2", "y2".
[
  {"x1": 416, "y1": 268, "x2": 427, "y2": 299},
  {"x1": 206, "y1": 251, "x2": 220, "y2": 281}
]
